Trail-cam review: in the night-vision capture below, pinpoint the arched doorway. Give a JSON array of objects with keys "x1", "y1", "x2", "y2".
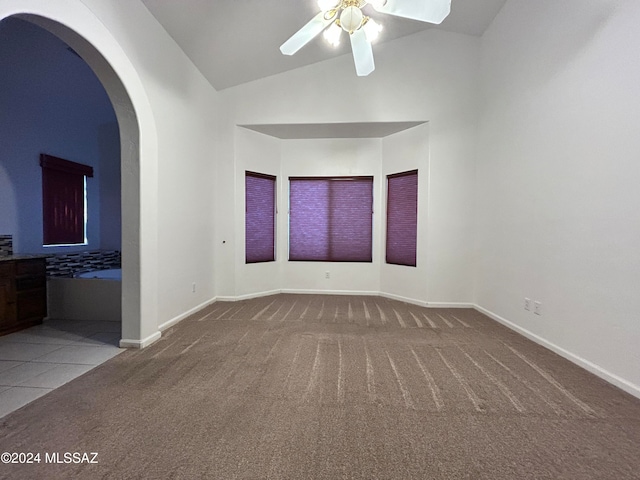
[{"x1": 1, "y1": 0, "x2": 160, "y2": 347}]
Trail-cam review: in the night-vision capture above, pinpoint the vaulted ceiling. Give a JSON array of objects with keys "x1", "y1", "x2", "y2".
[{"x1": 140, "y1": 0, "x2": 507, "y2": 90}]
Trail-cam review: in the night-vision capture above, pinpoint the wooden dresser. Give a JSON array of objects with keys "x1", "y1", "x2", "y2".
[{"x1": 0, "y1": 257, "x2": 47, "y2": 336}]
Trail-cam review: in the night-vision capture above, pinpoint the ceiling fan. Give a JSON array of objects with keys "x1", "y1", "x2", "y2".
[{"x1": 280, "y1": 0, "x2": 452, "y2": 76}]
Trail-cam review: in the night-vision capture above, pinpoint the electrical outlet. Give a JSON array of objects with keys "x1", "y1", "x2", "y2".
[
  {"x1": 534, "y1": 301, "x2": 542, "y2": 316},
  {"x1": 325, "y1": 271, "x2": 330, "y2": 279},
  {"x1": 524, "y1": 298, "x2": 531, "y2": 311},
  {"x1": 192, "y1": 282, "x2": 196, "y2": 293}
]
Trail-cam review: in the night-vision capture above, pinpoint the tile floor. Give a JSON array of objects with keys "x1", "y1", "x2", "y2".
[{"x1": 0, "y1": 319, "x2": 123, "y2": 418}]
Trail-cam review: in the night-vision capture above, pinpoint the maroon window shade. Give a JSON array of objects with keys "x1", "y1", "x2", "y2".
[
  {"x1": 386, "y1": 170, "x2": 418, "y2": 267},
  {"x1": 245, "y1": 172, "x2": 276, "y2": 263},
  {"x1": 41, "y1": 154, "x2": 93, "y2": 245},
  {"x1": 289, "y1": 177, "x2": 373, "y2": 262}
]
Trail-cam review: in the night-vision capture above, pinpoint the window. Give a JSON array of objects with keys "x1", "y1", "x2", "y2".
[
  {"x1": 386, "y1": 170, "x2": 418, "y2": 267},
  {"x1": 245, "y1": 171, "x2": 276, "y2": 263},
  {"x1": 41, "y1": 154, "x2": 93, "y2": 246},
  {"x1": 289, "y1": 176, "x2": 373, "y2": 262}
]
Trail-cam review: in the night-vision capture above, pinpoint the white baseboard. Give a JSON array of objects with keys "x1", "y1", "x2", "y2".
[
  {"x1": 425, "y1": 302, "x2": 474, "y2": 309},
  {"x1": 379, "y1": 292, "x2": 427, "y2": 307},
  {"x1": 475, "y1": 305, "x2": 640, "y2": 400},
  {"x1": 378, "y1": 292, "x2": 474, "y2": 309},
  {"x1": 120, "y1": 331, "x2": 161, "y2": 349},
  {"x1": 121, "y1": 297, "x2": 218, "y2": 349},
  {"x1": 282, "y1": 289, "x2": 379, "y2": 296},
  {"x1": 158, "y1": 296, "x2": 218, "y2": 332},
  {"x1": 217, "y1": 289, "x2": 474, "y2": 308},
  {"x1": 217, "y1": 290, "x2": 282, "y2": 302}
]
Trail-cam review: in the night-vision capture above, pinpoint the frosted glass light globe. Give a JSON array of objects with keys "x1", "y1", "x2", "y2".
[
  {"x1": 340, "y1": 6, "x2": 364, "y2": 33},
  {"x1": 323, "y1": 22, "x2": 342, "y2": 47},
  {"x1": 317, "y1": 0, "x2": 338, "y2": 11},
  {"x1": 363, "y1": 18, "x2": 383, "y2": 42}
]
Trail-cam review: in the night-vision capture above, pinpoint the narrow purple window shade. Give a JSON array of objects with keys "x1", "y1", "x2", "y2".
[
  {"x1": 289, "y1": 177, "x2": 373, "y2": 262},
  {"x1": 386, "y1": 170, "x2": 418, "y2": 267},
  {"x1": 41, "y1": 154, "x2": 93, "y2": 246},
  {"x1": 245, "y1": 171, "x2": 276, "y2": 263}
]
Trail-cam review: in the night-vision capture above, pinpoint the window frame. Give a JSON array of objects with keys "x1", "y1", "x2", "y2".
[
  {"x1": 40, "y1": 154, "x2": 93, "y2": 247},
  {"x1": 288, "y1": 175, "x2": 374, "y2": 263},
  {"x1": 385, "y1": 169, "x2": 418, "y2": 267},
  {"x1": 245, "y1": 170, "x2": 277, "y2": 264}
]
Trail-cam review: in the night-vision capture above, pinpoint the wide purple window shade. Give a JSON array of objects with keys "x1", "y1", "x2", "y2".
[
  {"x1": 386, "y1": 170, "x2": 418, "y2": 267},
  {"x1": 245, "y1": 171, "x2": 276, "y2": 263},
  {"x1": 41, "y1": 154, "x2": 93, "y2": 245},
  {"x1": 289, "y1": 177, "x2": 373, "y2": 262}
]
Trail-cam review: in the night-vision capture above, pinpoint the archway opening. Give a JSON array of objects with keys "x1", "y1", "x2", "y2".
[{"x1": 0, "y1": 13, "x2": 142, "y2": 345}]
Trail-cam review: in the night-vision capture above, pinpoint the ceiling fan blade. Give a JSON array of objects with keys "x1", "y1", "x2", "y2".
[
  {"x1": 369, "y1": 0, "x2": 451, "y2": 24},
  {"x1": 350, "y1": 29, "x2": 375, "y2": 76},
  {"x1": 280, "y1": 11, "x2": 336, "y2": 55}
]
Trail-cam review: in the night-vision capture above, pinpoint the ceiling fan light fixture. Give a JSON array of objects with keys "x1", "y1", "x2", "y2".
[
  {"x1": 362, "y1": 17, "x2": 382, "y2": 42},
  {"x1": 323, "y1": 22, "x2": 342, "y2": 47},
  {"x1": 340, "y1": 6, "x2": 364, "y2": 34},
  {"x1": 281, "y1": 0, "x2": 453, "y2": 77}
]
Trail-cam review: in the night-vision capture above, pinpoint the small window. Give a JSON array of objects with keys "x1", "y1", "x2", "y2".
[
  {"x1": 386, "y1": 170, "x2": 418, "y2": 267},
  {"x1": 41, "y1": 154, "x2": 93, "y2": 246},
  {"x1": 245, "y1": 171, "x2": 276, "y2": 263},
  {"x1": 289, "y1": 176, "x2": 373, "y2": 262}
]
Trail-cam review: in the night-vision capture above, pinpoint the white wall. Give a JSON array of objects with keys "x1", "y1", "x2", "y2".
[
  {"x1": 98, "y1": 121, "x2": 121, "y2": 251},
  {"x1": 0, "y1": 17, "x2": 120, "y2": 254},
  {"x1": 476, "y1": 0, "x2": 640, "y2": 395},
  {"x1": 381, "y1": 124, "x2": 430, "y2": 303},
  {"x1": 234, "y1": 127, "x2": 282, "y2": 298},
  {"x1": 219, "y1": 29, "x2": 480, "y2": 305},
  {"x1": 280, "y1": 138, "x2": 382, "y2": 295},
  {"x1": 74, "y1": 0, "x2": 222, "y2": 329}
]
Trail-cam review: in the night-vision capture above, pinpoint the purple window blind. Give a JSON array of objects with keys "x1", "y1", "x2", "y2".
[
  {"x1": 289, "y1": 177, "x2": 373, "y2": 262},
  {"x1": 386, "y1": 170, "x2": 418, "y2": 267},
  {"x1": 245, "y1": 171, "x2": 276, "y2": 263},
  {"x1": 41, "y1": 154, "x2": 93, "y2": 245}
]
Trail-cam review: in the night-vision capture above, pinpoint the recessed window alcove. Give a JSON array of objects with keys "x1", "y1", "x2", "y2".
[{"x1": 233, "y1": 121, "x2": 432, "y2": 307}]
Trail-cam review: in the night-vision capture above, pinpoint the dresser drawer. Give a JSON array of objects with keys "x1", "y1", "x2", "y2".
[
  {"x1": 16, "y1": 275, "x2": 46, "y2": 291},
  {"x1": 16, "y1": 259, "x2": 46, "y2": 276},
  {"x1": 0, "y1": 262, "x2": 14, "y2": 277},
  {"x1": 0, "y1": 259, "x2": 47, "y2": 335}
]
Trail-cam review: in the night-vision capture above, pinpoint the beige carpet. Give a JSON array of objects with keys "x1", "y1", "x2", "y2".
[{"x1": 1, "y1": 294, "x2": 639, "y2": 479}]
